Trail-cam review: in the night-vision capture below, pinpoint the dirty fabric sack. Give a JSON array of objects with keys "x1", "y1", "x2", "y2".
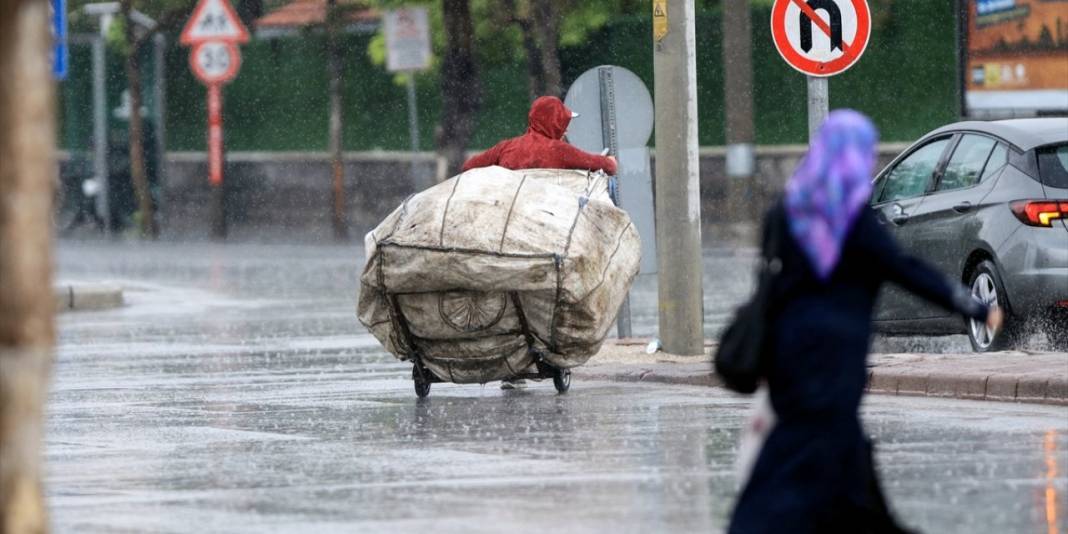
[{"x1": 358, "y1": 166, "x2": 640, "y2": 383}]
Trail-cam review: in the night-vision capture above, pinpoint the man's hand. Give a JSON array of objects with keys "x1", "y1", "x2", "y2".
[{"x1": 606, "y1": 155, "x2": 618, "y2": 175}]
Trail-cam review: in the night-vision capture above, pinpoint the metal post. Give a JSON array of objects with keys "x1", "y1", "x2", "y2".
[
  {"x1": 153, "y1": 34, "x2": 166, "y2": 220},
  {"x1": 208, "y1": 84, "x2": 226, "y2": 238},
  {"x1": 807, "y1": 75, "x2": 829, "y2": 141},
  {"x1": 91, "y1": 35, "x2": 110, "y2": 236},
  {"x1": 653, "y1": 0, "x2": 704, "y2": 355},
  {"x1": 406, "y1": 73, "x2": 421, "y2": 182},
  {"x1": 597, "y1": 67, "x2": 632, "y2": 339}
]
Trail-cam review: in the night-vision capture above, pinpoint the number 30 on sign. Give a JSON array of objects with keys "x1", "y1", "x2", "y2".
[{"x1": 189, "y1": 41, "x2": 241, "y2": 85}]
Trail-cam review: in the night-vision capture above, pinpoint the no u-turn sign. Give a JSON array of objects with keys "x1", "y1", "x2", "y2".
[{"x1": 771, "y1": 0, "x2": 871, "y2": 77}]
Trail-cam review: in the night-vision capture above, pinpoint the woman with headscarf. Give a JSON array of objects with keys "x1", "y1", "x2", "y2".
[
  {"x1": 461, "y1": 96, "x2": 617, "y2": 174},
  {"x1": 727, "y1": 110, "x2": 1002, "y2": 533}
]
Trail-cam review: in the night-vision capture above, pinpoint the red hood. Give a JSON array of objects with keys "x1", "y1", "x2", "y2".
[{"x1": 526, "y1": 96, "x2": 573, "y2": 140}]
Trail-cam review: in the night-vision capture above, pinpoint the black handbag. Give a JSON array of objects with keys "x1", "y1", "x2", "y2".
[{"x1": 714, "y1": 204, "x2": 785, "y2": 394}]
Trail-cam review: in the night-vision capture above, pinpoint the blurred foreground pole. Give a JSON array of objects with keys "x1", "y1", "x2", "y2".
[
  {"x1": 0, "y1": 0, "x2": 56, "y2": 531},
  {"x1": 722, "y1": 0, "x2": 755, "y2": 223},
  {"x1": 807, "y1": 75, "x2": 828, "y2": 141},
  {"x1": 327, "y1": 0, "x2": 348, "y2": 240},
  {"x1": 653, "y1": 0, "x2": 705, "y2": 355}
]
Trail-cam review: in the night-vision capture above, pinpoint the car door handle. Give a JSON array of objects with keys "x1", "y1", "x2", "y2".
[
  {"x1": 891, "y1": 214, "x2": 910, "y2": 225},
  {"x1": 953, "y1": 201, "x2": 973, "y2": 213}
]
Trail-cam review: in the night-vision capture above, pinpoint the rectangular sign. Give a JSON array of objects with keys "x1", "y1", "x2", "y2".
[
  {"x1": 52, "y1": 0, "x2": 68, "y2": 80},
  {"x1": 384, "y1": 7, "x2": 431, "y2": 72},
  {"x1": 964, "y1": 0, "x2": 1068, "y2": 116}
]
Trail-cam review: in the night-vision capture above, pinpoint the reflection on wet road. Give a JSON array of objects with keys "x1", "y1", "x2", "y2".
[{"x1": 49, "y1": 241, "x2": 1067, "y2": 533}]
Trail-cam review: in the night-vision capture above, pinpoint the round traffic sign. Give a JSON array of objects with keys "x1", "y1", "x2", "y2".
[
  {"x1": 189, "y1": 40, "x2": 241, "y2": 85},
  {"x1": 771, "y1": 0, "x2": 871, "y2": 77},
  {"x1": 564, "y1": 65, "x2": 654, "y2": 151}
]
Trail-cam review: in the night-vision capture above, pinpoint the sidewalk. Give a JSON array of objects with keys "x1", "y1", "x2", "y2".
[
  {"x1": 53, "y1": 282, "x2": 124, "y2": 312},
  {"x1": 578, "y1": 339, "x2": 1068, "y2": 406}
]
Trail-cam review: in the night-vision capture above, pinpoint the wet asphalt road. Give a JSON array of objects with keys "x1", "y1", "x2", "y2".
[{"x1": 50, "y1": 240, "x2": 1067, "y2": 533}]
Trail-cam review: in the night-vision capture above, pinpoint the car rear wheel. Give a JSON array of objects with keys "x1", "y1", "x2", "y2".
[{"x1": 967, "y1": 261, "x2": 1019, "y2": 352}]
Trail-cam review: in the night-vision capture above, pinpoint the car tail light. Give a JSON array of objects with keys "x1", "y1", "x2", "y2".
[{"x1": 1010, "y1": 200, "x2": 1068, "y2": 227}]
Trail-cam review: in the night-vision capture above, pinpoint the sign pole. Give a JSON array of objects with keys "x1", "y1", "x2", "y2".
[
  {"x1": 807, "y1": 75, "x2": 828, "y2": 141},
  {"x1": 91, "y1": 35, "x2": 110, "y2": 236},
  {"x1": 653, "y1": 0, "x2": 705, "y2": 356},
  {"x1": 207, "y1": 83, "x2": 226, "y2": 238},
  {"x1": 181, "y1": 0, "x2": 248, "y2": 239},
  {"x1": 405, "y1": 73, "x2": 421, "y2": 182},
  {"x1": 597, "y1": 67, "x2": 632, "y2": 339}
]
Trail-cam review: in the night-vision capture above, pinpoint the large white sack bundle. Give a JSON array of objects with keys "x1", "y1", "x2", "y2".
[{"x1": 357, "y1": 166, "x2": 640, "y2": 384}]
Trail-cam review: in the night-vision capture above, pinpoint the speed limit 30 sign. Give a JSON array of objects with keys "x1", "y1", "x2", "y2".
[
  {"x1": 771, "y1": 0, "x2": 871, "y2": 77},
  {"x1": 189, "y1": 41, "x2": 241, "y2": 85}
]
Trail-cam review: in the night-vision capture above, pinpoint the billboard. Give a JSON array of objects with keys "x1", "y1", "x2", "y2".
[{"x1": 964, "y1": 0, "x2": 1068, "y2": 116}]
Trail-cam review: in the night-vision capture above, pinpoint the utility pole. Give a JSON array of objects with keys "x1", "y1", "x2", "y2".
[
  {"x1": 0, "y1": 0, "x2": 56, "y2": 530},
  {"x1": 653, "y1": 0, "x2": 704, "y2": 356},
  {"x1": 722, "y1": 0, "x2": 755, "y2": 224}
]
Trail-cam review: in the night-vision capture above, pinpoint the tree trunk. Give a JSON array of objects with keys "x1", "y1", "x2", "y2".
[
  {"x1": 531, "y1": 0, "x2": 561, "y2": 98},
  {"x1": 0, "y1": 0, "x2": 56, "y2": 532},
  {"x1": 121, "y1": 2, "x2": 157, "y2": 238},
  {"x1": 326, "y1": 0, "x2": 348, "y2": 240},
  {"x1": 437, "y1": 0, "x2": 481, "y2": 179},
  {"x1": 722, "y1": 0, "x2": 755, "y2": 225},
  {"x1": 502, "y1": 0, "x2": 544, "y2": 102}
]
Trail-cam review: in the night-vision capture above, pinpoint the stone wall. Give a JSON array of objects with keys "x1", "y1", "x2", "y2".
[{"x1": 82, "y1": 144, "x2": 910, "y2": 242}]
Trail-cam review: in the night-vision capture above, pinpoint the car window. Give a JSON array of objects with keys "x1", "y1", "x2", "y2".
[
  {"x1": 980, "y1": 143, "x2": 1009, "y2": 182},
  {"x1": 879, "y1": 138, "x2": 950, "y2": 202},
  {"x1": 938, "y1": 134, "x2": 996, "y2": 192},
  {"x1": 1036, "y1": 144, "x2": 1068, "y2": 189}
]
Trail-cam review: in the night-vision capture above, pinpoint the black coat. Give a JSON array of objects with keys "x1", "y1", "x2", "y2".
[{"x1": 728, "y1": 205, "x2": 987, "y2": 534}]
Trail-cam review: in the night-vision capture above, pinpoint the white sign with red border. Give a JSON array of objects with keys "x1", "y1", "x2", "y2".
[
  {"x1": 180, "y1": 0, "x2": 250, "y2": 46},
  {"x1": 384, "y1": 7, "x2": 432, "y2": 72},
  {"x1": 189, "y1": 41, "x2": 241, "y2": 85},
  {"x1": 770, "y1": 0, "x2": 871, "y2": 77}
]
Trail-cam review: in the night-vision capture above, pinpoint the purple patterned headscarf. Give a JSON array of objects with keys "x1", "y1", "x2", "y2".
[{"x1": 785, "y1": 109, "x2": 879, "y2": 280}]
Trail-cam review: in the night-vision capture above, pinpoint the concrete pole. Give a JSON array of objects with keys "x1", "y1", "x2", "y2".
[
  {"x1": 0, "y1": 1, "x2": 56, "y2": 530},
  {"x1": 807, "y1": 75, "x2": 829, "y2": 141},
  {"x1": 722, "y1": 0, "x2": 755, "y2": 225},
  {"x1": 653, "y1": 0, "x2": 704, "y2": 356}
]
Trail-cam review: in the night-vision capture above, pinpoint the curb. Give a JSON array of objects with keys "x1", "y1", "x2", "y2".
[
  {"x1": 576, "y1": 348, "x2": 1068, "y2": 406},
  {"x1": 866, "y1": 368, "x2": 1068, "y2": 406},
  {"x1": 54, "y1": 283, "x2": 124, "y2": 312}
]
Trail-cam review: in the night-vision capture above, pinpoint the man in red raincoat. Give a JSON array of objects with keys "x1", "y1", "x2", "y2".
[
  {"x1": 463, "y1": 96, "x2": 616, "y2": 390},
  {"x1": 461, "y1": 96, "x2": 618, "y2": 175}
]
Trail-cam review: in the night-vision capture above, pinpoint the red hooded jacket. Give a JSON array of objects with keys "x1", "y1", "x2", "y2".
[{"x1": 461, "y1": 96, "x2": 618, "y2": 175}]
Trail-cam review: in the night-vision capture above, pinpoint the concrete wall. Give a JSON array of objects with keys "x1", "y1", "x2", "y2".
[{"x1": 151, "y1": 144, "x2": 908, "y2": 241}]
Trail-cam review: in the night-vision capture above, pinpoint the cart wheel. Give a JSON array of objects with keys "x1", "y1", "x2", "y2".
[
  {"x1": 413, "y1": 366, "x2": 431, "y2": 398},
  {"x1": 552, "y1": 368, "x2": 571, "y2": 394}
]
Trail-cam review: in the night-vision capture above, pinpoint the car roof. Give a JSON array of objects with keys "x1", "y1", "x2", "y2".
[{"x1": 926, "y1": 118, "x2": 1068, "y2": 151}]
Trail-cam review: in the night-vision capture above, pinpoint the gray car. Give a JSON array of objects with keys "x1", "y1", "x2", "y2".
[{"x1": 871, "y1": 118, "x2": 1068, "y2": 351}]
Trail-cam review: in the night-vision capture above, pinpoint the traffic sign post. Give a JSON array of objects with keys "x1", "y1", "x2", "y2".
[
  {"x1": 384, "y1": 7, "x2": 432, "y2": 184},
  {"x1": 180, "y1": 0, "x2": 248, "y2": 238},
  {"x1": 770, "y1": 0, "x2": 871, "y2": 140},
  {"x1": 565, "y1": 65, "x2": 658, "y2": 340}
]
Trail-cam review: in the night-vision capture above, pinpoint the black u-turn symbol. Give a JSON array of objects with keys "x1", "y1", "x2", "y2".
[{"x1": 799, "y1": 0, "x2": 843, "y2": 52}]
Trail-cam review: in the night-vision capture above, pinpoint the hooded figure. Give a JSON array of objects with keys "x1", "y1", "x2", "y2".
[
  {"x1": 461, "y1": 96, "x2": 618, "y2": 174},
  {"x1": 727, "y1": 110, "x2": 996, "y2": 533}
]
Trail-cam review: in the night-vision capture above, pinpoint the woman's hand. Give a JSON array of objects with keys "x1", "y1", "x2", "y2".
[{"x1": 986, "y1": 306, "x2": 1004, "y2": 334}]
